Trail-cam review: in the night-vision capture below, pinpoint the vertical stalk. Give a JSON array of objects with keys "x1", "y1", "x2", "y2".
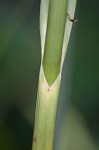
[
  {"x1": 43, "y1": 0, "x2": 67, "y2": 85},
  {"x1": 32, "y1": 0, "x2": 77, "y2": 150},
  {"x1": 32, "y1": 65, "x2": 61, "y2": 150}
]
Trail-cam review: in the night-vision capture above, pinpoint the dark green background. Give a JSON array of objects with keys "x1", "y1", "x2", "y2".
[{"x1": 0, "y1": 0, "x2": 99, "y2": 149}]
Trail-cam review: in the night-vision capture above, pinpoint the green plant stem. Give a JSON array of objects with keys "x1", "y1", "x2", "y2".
[
  {"x1": 32, "y1": 0, "x2": 77, "y2": 150},
  {"x1": 32, "y1": 66, "x2": 60, "y2": 150},
  {"x1": 43, "y1": 0, "x2": 67, "y2": 85}
]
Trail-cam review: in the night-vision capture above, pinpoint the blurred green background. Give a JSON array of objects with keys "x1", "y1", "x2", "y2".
[{"x1": 0, "y1": 0, "x2": 99, "y2": 150}]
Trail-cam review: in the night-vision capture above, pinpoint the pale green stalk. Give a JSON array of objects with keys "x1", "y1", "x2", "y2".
[{"x1": 32, "y1": 0, "x2": 77, "y2": 150}]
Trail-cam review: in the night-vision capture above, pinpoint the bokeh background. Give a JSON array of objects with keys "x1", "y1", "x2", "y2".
[{"x1": 0, "y1": 0, "x2": 99, "y2": 150}]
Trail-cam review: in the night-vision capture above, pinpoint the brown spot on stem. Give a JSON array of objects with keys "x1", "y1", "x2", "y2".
[
  {"x1": 48, "y1": 87, "x2": 51, "y2": 91},
  {"x1": 33, "y1": 138, "x2": 36, "y2": 142}
]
